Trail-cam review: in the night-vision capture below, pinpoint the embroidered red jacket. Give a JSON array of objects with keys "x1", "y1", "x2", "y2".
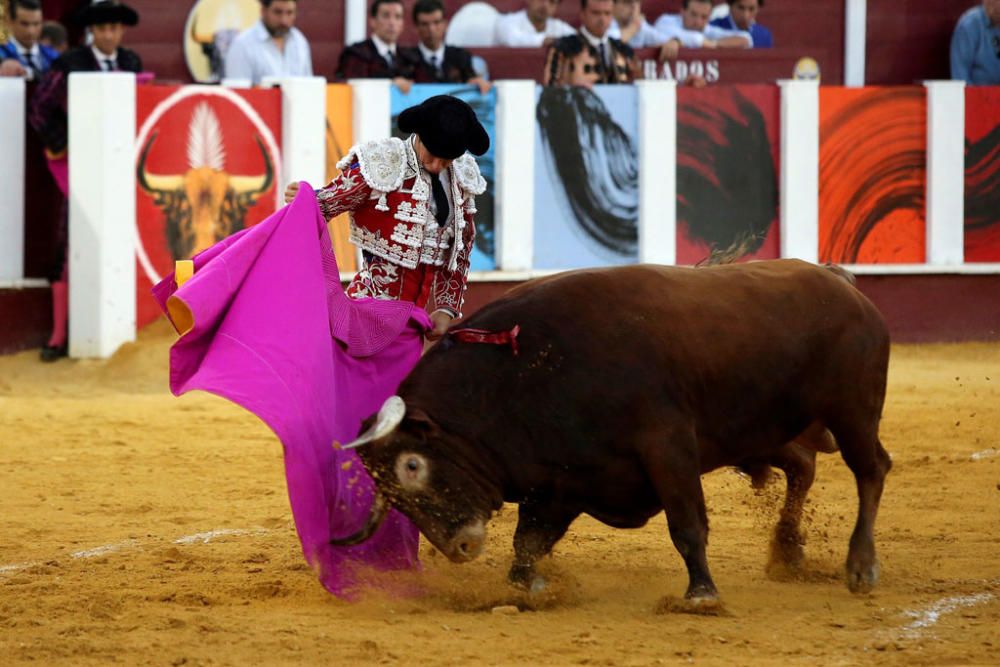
[{"x1": 316, "y1": 136, "x2": 486, "y2": 317}]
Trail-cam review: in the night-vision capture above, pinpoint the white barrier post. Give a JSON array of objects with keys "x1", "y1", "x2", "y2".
[
  {"x1": 779, "y1": 79, "x2": 820, "y2": 263},
  {"x1": 344, "y1": 0, "x2": 367, "y2": 46},
  {"x1": 68, "y1": 72, "x2": 136, "y2": 358},
  {"x1": 0, "y1": 78, "x2": 26, "y2": 281},
  {"x1": 349, "y1": 79, "x2": 391, "y2": 144},
  {"x1": 494, "y1": 80, "x2": 536, "y2": 272},
  {"x1": 636, "y1": 79, "x2": 676, "y2": 265},
  {"x1": 280, "y1": 76, "x2": 327, "y2": 187},
  {"x1": 844, "y1": 0, "x2": 867, "y2": 87},
  {"x1": 924, "y1": 80, "x2": 965, "y2": 266}
]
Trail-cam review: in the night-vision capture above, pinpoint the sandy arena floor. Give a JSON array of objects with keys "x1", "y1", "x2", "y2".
[{"x1": 1, "y1": 320, "x2": 998, "y2": 666}]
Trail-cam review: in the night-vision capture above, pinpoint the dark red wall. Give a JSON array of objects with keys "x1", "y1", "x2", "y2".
[
  {"x1": 37, "y1": 0, "x2": 971, "y2": 85},
  {"x1": 865, "y1": 0, "x2": 968, "y2": 84}
]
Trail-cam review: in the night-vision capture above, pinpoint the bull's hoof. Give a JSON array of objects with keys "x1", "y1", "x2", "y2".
[
  {"x1": 846, "y1": 560, "x2": 880, "y2": 593},
  {"x1": 654, "y1": 594, "x2": 728, "y2": 617},
  {"x1": 768, "y1": 527, "x2": 806, "y2": 571},
  {"x1": 507, "y1": 564, "x2": 536, "y2": 590},
  {"x1": 528, "y1": 575, "x2": 548, "y2": 594}
]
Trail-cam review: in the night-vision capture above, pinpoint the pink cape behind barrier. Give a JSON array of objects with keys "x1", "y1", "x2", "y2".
[{"x1": 152, "y1": 184, "x2": 429, "y2": 598}]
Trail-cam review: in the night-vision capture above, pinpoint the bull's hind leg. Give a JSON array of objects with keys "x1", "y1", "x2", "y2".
[
  {"x1": 831, "y1": 425, "x2": 892, "y2": 593},
  {"x1": 638, "y1": 425, "x2": 718, "y2": 604},
  {"x1": 767, "y1": 442, "x2": 817, "y2": 570},
  {"x1": 508, "y1": 502, "x2": 577, "y2": 593}
]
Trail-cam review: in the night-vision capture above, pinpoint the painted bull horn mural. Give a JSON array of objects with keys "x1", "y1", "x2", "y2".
[{"x1": 137, "y1": 103, "x2": 274, "y2": 260}]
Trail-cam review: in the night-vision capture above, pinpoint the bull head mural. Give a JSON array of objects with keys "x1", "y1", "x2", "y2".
[{"x1": 138, "y1": 102, "x2": 273, "y2": 260}]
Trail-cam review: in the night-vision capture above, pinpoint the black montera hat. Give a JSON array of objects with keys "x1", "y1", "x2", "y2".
[
  {"x1": 398, "y1": 95, "x2": 490, "y2": 160},
  {"x1": 78, "y1": 1, "x2": 140, "y2": 27}
]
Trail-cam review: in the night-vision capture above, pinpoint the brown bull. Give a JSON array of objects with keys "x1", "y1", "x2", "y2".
[
  {"x1": 333, "y1": 259, "x2": 892, "y2": 608},
  {"x1": 137, "y1": 127, "x2": 273, "y2": 260}
]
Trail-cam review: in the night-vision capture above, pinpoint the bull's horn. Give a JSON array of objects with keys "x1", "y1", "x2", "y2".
[
  {"x1": 229, "y1": 136, "x2": 274, "y2": 195},
  {"x1": 329, "y1": 493, "x2": 389, "y2": 546},
  {"x1": 137, "y1": 132, "x2": 185, "y2": 193},
  {"x1": 190, "y1": 15, "x2": 214, "y2": 44},
  {"x1": 340, "y1": 396, "x2": 406, "y2": 450}
]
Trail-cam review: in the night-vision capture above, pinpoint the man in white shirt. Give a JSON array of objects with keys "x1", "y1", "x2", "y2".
[
  {"x1": 495, "y1": 0, "x2": 576, "y2": 48},
  {"x1": 607, "y1": 0, "x2": 667, "y2": 49},
  {"x1": 224, "y1": 0, "x2": 312, "y2": 84},
  {"x1": 653, "y1": 0, "x2": 752, "y2": 49}
]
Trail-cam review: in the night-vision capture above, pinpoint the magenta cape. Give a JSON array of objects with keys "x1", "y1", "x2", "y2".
[{"x1": 152, "y1": 184, "x2": 429, "y2": 597}]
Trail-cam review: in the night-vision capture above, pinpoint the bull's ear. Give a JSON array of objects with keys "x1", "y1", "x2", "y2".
[{"x1": 403, "y1": 408, "x2": 439, "y2": 437}]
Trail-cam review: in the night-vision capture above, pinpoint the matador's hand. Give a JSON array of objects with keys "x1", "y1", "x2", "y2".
[
  {"x1": 426, "y1": 310, "x2": 453, "y2": 341},
  {"x1": 284, "y1": 181, "x2": 300, "y2": 204}
]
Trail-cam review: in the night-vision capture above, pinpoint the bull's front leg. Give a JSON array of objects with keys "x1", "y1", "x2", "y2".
[
  {"x1": 638, "y1": 424, "x2": 719, "y2": 606},
  {"x1": 508, "y1": 501, "x2": 578, "y2": 593}
]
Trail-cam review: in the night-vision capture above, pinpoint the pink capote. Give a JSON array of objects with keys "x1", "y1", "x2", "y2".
[{"x1": 152, "y1": 184, "x2": 429, "y2": 598}]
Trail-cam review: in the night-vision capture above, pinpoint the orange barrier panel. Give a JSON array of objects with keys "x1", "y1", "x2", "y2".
[
  {"x1": 819, "y1": 87, "x2": 926, "y2": 264},
  {"x1": 324, "y1": 84, "x2": 357, "y2": 274}
]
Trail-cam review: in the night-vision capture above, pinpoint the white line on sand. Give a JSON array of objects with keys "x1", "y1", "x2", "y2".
[
  {"x1": 173, "y1": 528, "x2": 268, "y2": 545},
  {"x1": 0, "y1": 562, "x2": 38, "y2": 574},
  {"x1": 1, "y1": 528, "x2": 270, "y2": 576},
  {"x1": 71, "y1": 540, "x2": 138, "y2": 559},
  {"x1": 895, "y1": 592, "x2": 996, "y2": 639},
  {"x1": 969, "y1": 448, "x2": 998, "y2": 461}
]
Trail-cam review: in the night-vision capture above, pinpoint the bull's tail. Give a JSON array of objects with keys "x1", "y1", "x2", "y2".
[{"x1": 823, "y1": 262, "x2": 856, "y2": 285}]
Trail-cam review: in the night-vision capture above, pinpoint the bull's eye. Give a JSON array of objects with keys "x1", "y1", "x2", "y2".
[{"x1": 394, "y1": 452, "x2": 428, "y2": 491}]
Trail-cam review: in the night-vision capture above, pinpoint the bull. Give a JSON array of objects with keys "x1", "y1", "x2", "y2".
[{"x1": 332, "y1": 259, "x2": 892, "y2": 606}]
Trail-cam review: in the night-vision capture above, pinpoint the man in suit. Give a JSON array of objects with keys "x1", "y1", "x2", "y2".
[
  {"x1": 28, "y1": 0, "x2": 143, "y2": 361},
  {"x1": 410, "y1": 0, "x2": 491, "y2": 94},
  {"x1": 0, "y1": 0, "x2": 59, "y2": 81},
  {"x1": 544, "y1": 0, "x2": 638, "y2": 86},
  {"x1": 335, "y1": 0, "x2": 419, "y2": 93}
]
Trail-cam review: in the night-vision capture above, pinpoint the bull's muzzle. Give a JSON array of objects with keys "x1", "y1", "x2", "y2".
[
  {"x1": 328, "y1": 493, "x2": 389, "y2": 546},
  {"x1": 444, "y1": 520, "x2": 486, "y2": 563}
]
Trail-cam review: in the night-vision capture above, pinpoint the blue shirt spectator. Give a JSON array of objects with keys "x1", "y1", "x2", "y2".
[
  {"x1": 0, "y1": 0, "x2": 59, "y2": 81},
  {"x1": 653, "y1": 1, "x2": 752, "y2": 50},
  {"x1": 710, "y1": 0, "x2": 773, "y2": 48},
  {"x1": 224, "y1": 0, "x2": 312, "y2": 84},
  {"x1": 950, "y1": 2, "x2": 1000, "y2": 85}
]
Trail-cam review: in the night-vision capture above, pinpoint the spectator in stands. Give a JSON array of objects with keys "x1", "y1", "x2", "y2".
[
  {"x1": 336, "y1": 0, "x2": 418, "y2": 92},
  {"x1": 495, "y1": 0, "x2": 575, "y2": 48},
  {"x1": 29, "y1": 0, "x2": 143, "y2": 362},
  {"x1": 653, "y1": 0, "x2": 752, "y2": 49},
  {"x1": 608, "y1": 0, "x2": 687, "y2": 61},
  {"x1": 710, "y1": 0, "x2": 772, "y2": 48},
  {"x1": 410, "y1": 0, "x2": 491, "y2": 93},
  {"x1": 544, "y1": 0, "x2": 637, "y2": 86},
  {"x1": 0, "y1": 0, "x2": 59, "y2": 81},
  {"x1": 40, "y1": 20, "x2": 68, "y2": 54},
  {"x1": 608, "y1": 0, "x2": 666, "y2": 48},
  {"x1": 950, "y1": 0, "x2": 1000, "y2": 85},
  {"x1": 224, "y1": 0, "x2": 312, "y2": 84}
]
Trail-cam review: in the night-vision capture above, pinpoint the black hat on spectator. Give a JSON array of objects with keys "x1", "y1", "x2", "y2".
[
  {"x1": 78, "y1": 1, "x2": 140, "y2": 27},
  {"x1": 398, "y1": 95, "x2": 490, "y2": 159}
]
